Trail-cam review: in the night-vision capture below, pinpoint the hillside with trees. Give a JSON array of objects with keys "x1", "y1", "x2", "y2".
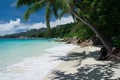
[
  {"x1": 2, "y1": 21, "x2": 120, "y2": 47},
  {"x1": 1, "y1": 22, "x2": 94, "y2": 39}
]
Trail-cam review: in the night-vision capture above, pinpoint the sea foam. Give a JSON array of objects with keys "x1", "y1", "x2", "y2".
[{"x1": 0, "y1": 43, "x2": 76, "y2": 80}]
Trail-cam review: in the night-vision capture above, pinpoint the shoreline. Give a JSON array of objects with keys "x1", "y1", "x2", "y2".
[
  {"x1": 44, "y1": 45, "x2": 120, "y2": 80},
  {"x1": 0, "y1": 41, "x2": 76, "y2": 80}
]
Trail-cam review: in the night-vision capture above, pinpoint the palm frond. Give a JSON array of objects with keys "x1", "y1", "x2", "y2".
[
  {"x1": 52, "y1": 6, "x2": 59, "y2": 19},
  {"x1": 71, "y1": 13, "x2": 76, "y2": 22},
  {"x1": 16, "y1": 0, "x2": 39, "y2": 7},
  {"x1": 59, "y1": 10, "x2": 69, "y2": 18},
  {"x1": 54, "y1": 0, "x2": 72, "y2": 19},
  {"x1": 23, "y1": 0, "x2": 46, "y2": 20}
]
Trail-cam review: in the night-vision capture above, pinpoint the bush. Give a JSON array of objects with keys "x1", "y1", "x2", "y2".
[
  {"x1": 64, "y1": 22, "x2": 94, "y2": 40},
  {"x1": 112, "y1": 35, "x2": 120, "y2": 47}
]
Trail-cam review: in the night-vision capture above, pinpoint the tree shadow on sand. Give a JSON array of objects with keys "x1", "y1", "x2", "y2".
[
  {"x1": 50, "y1": 50, "x2": 120, "y2": 80},
  {"x1": 52, "y1": 50, "x2": 100, "y2": 66}
]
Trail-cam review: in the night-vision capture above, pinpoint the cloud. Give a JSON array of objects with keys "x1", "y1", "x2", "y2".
[
  {"x1": 0, "y1": 18, "x2": 21, "y2": 35},
  {"x1": 0, "y1": 16, "x2": 74, "y2": 36},
  {"x1": 50, "y1": 16, "x2": 74, "y2": 27}
]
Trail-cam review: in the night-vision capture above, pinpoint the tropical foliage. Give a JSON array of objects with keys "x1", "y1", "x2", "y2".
[{"x1": 16, "y1": 0, "x2": 120, "y2": 52}]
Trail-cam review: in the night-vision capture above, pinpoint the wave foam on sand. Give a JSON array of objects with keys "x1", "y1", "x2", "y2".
[{"x1": 0, "y1": 44, "x2": 76, "y2": 80}]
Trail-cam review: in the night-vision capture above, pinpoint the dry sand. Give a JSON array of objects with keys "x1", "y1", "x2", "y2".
[{"x1": 44, "y1": 46, "x2": 120, "y2": 80}]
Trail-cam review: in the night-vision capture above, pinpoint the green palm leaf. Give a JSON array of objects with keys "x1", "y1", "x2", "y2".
[
  {"x1": 23, "y1": 0, "x2": 46, "y2": 20},
  {"x1": 16, "y1": 0, "x2": 39, "y2": 7}
]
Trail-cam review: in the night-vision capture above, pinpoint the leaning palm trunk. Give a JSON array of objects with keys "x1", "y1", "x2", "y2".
[{"x1": 71, "y1": 9, "x2": 114, "y2": 52}]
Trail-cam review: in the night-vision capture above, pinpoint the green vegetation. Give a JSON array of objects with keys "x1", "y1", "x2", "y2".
[
  {"x1": 63, "y1": 22, "x2": 94, "y2": 40},
  {"x1": 2, "y1": 22, "x2": 94, "y2": 39},
  {"x1": 112, "y1": 35, "x2": 120, "y2": 47},
  {"x1": 16, "y1": 0, "x2": 120, "y2": 52},
  {"x1": 2, "y1": 22, "x2": 120, "y2": 48}
]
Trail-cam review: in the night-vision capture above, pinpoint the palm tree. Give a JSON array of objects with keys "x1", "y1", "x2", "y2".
[
  {"x1": 16, "y1": 0, "x2": 115, "y2": 52},
  {"x1": 17, "y1": 0, "x2": 59, "y2": 37}
]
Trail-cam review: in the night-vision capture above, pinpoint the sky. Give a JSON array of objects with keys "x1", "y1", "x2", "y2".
[{"x1": 0, "y1": 0, "x2": 74, "y2": 36}]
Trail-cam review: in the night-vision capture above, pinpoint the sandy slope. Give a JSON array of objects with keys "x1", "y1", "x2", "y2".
[{"x1": 44, "y1": 46, "x2": 120, "y2": 80}]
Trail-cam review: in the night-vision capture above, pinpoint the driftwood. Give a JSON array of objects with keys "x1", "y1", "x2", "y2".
[
  {"x1": 98, "y1": 47, "x2": 108, "y2": 60},
  {"x1": 98, "y1": 47, "x2": 120, "y2": 63}
]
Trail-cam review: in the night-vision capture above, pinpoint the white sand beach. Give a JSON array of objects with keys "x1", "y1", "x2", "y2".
[{"x1": 44, "y1": 46, "x2": 120, "y2": 80}]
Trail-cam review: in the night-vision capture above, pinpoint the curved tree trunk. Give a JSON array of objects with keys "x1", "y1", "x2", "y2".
[{"x1": 71, "y1": 10, "x2": 115, "y2": 52}]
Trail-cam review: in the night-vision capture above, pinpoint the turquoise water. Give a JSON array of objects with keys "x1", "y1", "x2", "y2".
[
  {"x1": 0, "y1": 38, "x2": 58, "y2": 67},
  {"x1": 0, "y1": 38, "x2": 75, "y2": 80}
]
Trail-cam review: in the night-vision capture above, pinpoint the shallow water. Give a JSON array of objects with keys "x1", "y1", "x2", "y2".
[
  {"x1": 0, "y1": 38, "x2": 57, "y2": 67},
  {"x1": 0, "y1": 38, "x2": 76, "y2": 80}
]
